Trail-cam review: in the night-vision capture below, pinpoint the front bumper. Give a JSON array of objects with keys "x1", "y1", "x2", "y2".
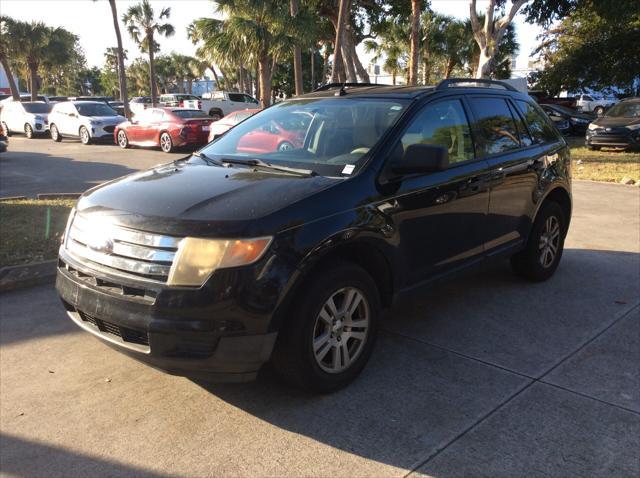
[
  {"x1": 56, "y1": 251, "x2": 278, "y2": 381},
  {"x1": 91, "y1": 124, "x2": 119, "y2": 140},
  {"x1": 586, "y1": 128, "x2": 640, "y2": 148}
]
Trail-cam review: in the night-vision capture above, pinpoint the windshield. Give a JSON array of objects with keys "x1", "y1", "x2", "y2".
[
  {"x1": 605, "y1": 102, "x2": 640, "y2": 118},
  {"x1": 76, "y1": 103, "x2": 118, "y2": 117},
  {"x1": 172, "y1": 109, "x2": 209, "y2": 119},
  {"x1": 23, "y1": 103, "x2": 52, "y2": 114},
  {"x1": 199, "y1": 98, "x2": 408, "y2": 176}
]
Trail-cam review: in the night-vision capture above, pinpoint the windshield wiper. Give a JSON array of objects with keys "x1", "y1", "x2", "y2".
[
  {"x1": 221, "y1": 157, "x2": 316, "y2": 177},
  {"x1": 192, "y1": 151, "x2": 224, "y2": 167}
]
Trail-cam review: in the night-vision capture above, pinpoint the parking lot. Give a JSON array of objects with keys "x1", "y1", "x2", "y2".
[{"x1": 0, "y1": 137, "x2": 638, "y2": 477}]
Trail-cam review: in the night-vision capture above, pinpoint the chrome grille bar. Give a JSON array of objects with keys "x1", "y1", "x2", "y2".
[{"x1": 66, "y1": 214, "x2": 182, "y2": 282}]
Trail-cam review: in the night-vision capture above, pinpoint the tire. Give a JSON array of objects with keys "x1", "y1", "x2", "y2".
[
  {"x1": 50, "y1": 124, "x2": 62, "y2": 142},
  {"x1": 117, "y1": 130, "x2": 129, "y2": 149},
  {"x1": 160, "y1": 132, "x2": 174, "y2": 153},
  {"x1": 79, "y1": 126, "x2": 91, "y2": 145},
  {"x1": 209, "y1": 110, "x2": 223, "y2": 121},
  {"x1": 271, "y1": 262, "x2": 380, "y2": 393},
  {"x1": 511, "y1": 201, "x2": 566, "y2": 282},
  {"x1": 24, "y1": 123, "x2": 33, "y2": 139},
  {"x1": 277, "y1": 141, "x2": 294, "y2": 152},
  {"x1": 1, "y1": 122, "x2": 11, "y2": 137},
  {"x1": 594, "y1": 106, "x2": 605, "y2": 116}
]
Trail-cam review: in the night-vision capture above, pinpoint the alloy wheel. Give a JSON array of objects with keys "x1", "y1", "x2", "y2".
[
  {"x1": 538, "y1": 215, "x2": 560, "y2": 268},
  {"x1": 278, "y1": 141, "x2": 293, "y2": 152},
  {"x1": 25, "y1": 124, "x2": 33, "y2": 138},
  {"x1": 80, "y1": 127, "x2": 90, "y2": 144},
  {"x1": 312, "y1": 287, "x2": 370, "y2": 374},
  {"x1": 118, "y1": 131, "x2": 128, "y2": 148},
  {"x1": 160, "y1": 133, "x2": 172, "y2": 152}
]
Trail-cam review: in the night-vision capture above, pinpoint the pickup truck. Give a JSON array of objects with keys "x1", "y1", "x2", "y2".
[
  {"x1": 199, "y1": 91, "x2": 260, "y2": 120},
  {"x1": 574, "y1": 94, "x2": 618, "y2": 116}
]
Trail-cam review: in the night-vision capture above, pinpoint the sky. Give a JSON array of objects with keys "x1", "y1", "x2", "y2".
[{"x1": 1, "y1": 0, "x2": 543, "y2": 75}]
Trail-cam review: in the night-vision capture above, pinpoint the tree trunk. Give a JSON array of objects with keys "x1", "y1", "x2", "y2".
[
  {"x1": 0, "y1": 55, "x2": 20, "y2": 100},
  {"x1": 342, "y1": 29, "x2": 368, "y2": 82},
  {"x1": 29, "y1": 63, "x2": 38, "y2": 101},
  {"x1": 341, "y1": 42, "x2": 357, "y2": 82},
  {"x1": 476, "y1": 46, "x2": 493, "y2": 78},
  {"x1": 445, "y1": 58, "x2": 456, "y2": 79},
  {"x1": 310, "y1": 48, "x2": 315, "y2": 90},
  {"x1": 392, "y1": 70, "x2": 396, "y2": 86},
  {"x1": 254, "y1": 60, "x2": 260, "y2": 99},
  {"x1": 209, "y1": 64, "x2": 220, "y2": 89},
  {"x1": 330, "y1": 0, "x2": 349, "y2": 83},
  {"x1": 408, "y1": 0, "x2": 421, "y2": 85},
  {"x1": 258, "y1": 54, "x2": 272, "y2": 108},
  {"x1": 290, "y1": 0, "x2": 304, "y2": 95},
  {"x1": 109, "y1": 0, "x2": 130, "y2": 118},
  {"x1": 422, "y1": 48, "x2": 431, "y2": 85},
  {"x1": 321, "y1": 43, "x2": 329, "y2": 84},
  {"x1": 219, "y1": 66, "x2": 229, "y2": 90},
  {"x1": 148, "y1": 33, "x2": 158, "y2": 105}
]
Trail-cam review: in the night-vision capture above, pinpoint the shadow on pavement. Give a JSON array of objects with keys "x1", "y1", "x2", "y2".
[{"x1": 0, "y1": 432, "x2": 172, "y2": 478}]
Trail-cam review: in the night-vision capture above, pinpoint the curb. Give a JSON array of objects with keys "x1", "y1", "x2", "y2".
[{"x1": 0, "y1": 260, "x2": 57, "y2": 292}]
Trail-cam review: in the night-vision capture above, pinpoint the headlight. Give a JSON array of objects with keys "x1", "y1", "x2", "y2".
[
  {"x1": 90, "y1": 120, "x2": 102, "y2": 126},
  {"x1": 625, "y1": 123, "x2": 640, "y2": 131},
  {"x1": 34, "y1": 115, "x2": 43, "y2": 121},
  {"x1": 61, "y1": 208, "x2": 76, "y2": 247},
  {"x1": 587, "y1": 123, "x2": 599, "y2": 130},
  {"x1": 167, "y1": 236, "x2": 272, "y2": 286}
]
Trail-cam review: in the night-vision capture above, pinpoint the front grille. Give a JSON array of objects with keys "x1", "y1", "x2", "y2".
[
  {"x1": 78, "y1": 310, "x2": 149, "y2": 346},
  {"x1": 65, "y1": 214, "x2": 182, "y2": 283},
  {"x1": 103, "y1": 125, "x2": 116, "y2": 133}
]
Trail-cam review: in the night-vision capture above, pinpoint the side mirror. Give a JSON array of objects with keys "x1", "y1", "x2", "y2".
[{"x1": 391, "y1": 144, "x2": 449, "y2": 175}]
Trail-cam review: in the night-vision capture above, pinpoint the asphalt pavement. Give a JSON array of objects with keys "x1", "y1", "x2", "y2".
[{"x1": 0, "y1": 137, "x2": 639, "y2": 477}]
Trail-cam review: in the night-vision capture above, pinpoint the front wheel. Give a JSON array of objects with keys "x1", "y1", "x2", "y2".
[
  {"x1": 25, "y1": 124, "x2": 34, "y2": 139},
  {"x1": 277, "y1": 141, "x2": 294, "y2": 152},
  {"x1": 79, "y1": 126, "x2": 91, "y2": 145},
  {"x1": 511, "y1": 201, "x2": 566, "y2": 281},
  {"x1": 593, "y1": 106, "x2": 605, "y2": 116},
  {"x1": 50, "y1": 124, "x2": 62, "y2": 142},
  {"x1": 1, "y1": 122, "x2": 10, "y2": 136},
  {"x1": 160, "y1": 132, "x2": 174, "y2": 153},
  {"x1": 117, "y1": 130, "x2": 129, "y2": 148},
  {"x1": 271, "y1": 262, "x2": 379, "y2": 392}
]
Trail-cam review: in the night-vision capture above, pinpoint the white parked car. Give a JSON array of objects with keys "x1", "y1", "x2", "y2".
[
  {"x1": 0, "y1": 101, "x2": 52, "y2": 138},
  {"x1": 200, "y1": 91, "x2": 260, "y2": 120},
  {"x1": 575, "y1": 94, "x2": 618, "y2": 116},
  {"x1": 0, "y1": 94, "x2": 50, "y2": 105},
  {"x1": 48, "y1": 101, "x2": 126, "y2": 145}
]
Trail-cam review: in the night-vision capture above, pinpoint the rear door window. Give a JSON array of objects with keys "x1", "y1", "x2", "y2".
[
  {"x1": 468, "y1": 97, "x2": 521, "y2": 156},
  {"x1": 514, "y1": 100, "x2": 559, "y2": 144},
  {"x1": 399, "y1": 98, "x2": 474, "y2": 165}
]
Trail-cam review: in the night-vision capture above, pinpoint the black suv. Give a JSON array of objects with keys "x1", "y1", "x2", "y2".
[
  {"x1": 56, "y1": 79, "x2": 571, "y2": 392},
  {"x1": 585, "y1": 97, "x2": 640, "y2": 150}
]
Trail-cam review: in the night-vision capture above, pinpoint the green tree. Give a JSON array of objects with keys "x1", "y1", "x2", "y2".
[
  {"x1": 530, "y1": 2, "x2": 640, "y2": 94},
  {"x1": 0, "y1": 16, "x2": 21, "y2": 99},
  {"x1": 123, "y1": 0, "x2": 175, "y2": 106}
]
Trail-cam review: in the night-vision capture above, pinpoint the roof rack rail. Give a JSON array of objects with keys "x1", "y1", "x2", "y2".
[
  {"x1": 313, "y1": 82, "x2": 377, "y2": 92},
  {"x1": 436, "y1": 78, "x2": 518, "y2": 92}
]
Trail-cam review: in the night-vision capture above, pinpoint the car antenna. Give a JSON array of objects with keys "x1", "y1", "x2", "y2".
[{"x1": 335, "y1": 82, "x2": 347, "y2": 97}]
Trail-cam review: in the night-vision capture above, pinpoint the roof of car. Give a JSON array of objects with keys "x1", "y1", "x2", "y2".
[{"x1": 298, "y1": 79, "x2": 528, "y2": 101}]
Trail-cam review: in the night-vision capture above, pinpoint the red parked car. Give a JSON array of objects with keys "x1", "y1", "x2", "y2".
[
  {"x1": 115, "y1": 107, "x2": 213, "y2": 153},
  {"x1": 208, "y1": 108, "x2": 260, "y2": 142},
  {"x1": 233, "y1": 111, "x2": 312, "y2": 153}
]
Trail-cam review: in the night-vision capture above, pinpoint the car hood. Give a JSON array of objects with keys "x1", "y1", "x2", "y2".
[
  {"x1": 592, "y1": 116, "x2": 640, "y2": 128},
  {"x1": 76, "y1": 160, "x2": 340, "y2": 237},
  {"x1": 85, "y1": 115, "x2": 126, "y2": 123}
]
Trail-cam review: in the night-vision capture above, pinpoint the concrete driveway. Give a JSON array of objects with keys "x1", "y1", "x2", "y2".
[{"x1": 1, "y1": 178, "x2": 638, "y2": 475}]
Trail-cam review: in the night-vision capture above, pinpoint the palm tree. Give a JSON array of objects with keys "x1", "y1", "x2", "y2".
[
  {"x1": 190, "y1": 0, "x2": 293, "y2": 108},
  {"x1": 123, "y1": 0, "x2": 175, "y2": 106},
  {"x1": 0, "y1": 16, "x2": 21, "y2": 99},
  {"x1": 408, "y1": 0, "x2": 421, "y2": 85},
  {"x1": 104, "y1": 47, "x2": 128, "y2": 95},
  {"x1": 93, "y1": 1, "x2": 131, "y2": 117},
  {"x1": 290, "y1": 0, "x2": 303, "y2": 95},
  {"x1": 330, "y1": 0, "x2": 349, "y2": 83}
]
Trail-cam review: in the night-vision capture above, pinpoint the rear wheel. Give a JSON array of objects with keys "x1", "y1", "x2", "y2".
[
  {"x1": 50, "y1": 124, "x2": 62, "y2": 142},
  {"x1": 511, "y1": 201, "x2": 566, "y2": 282},
  {"x1": 79, "y1": 126, "x2": 91, "y2": 145},
  {"x1": 594, "y1": 106, "x2": 605, "y2": 116},
  {"x1": 117, "y1": 130, "x2": 129, "y2": 148},
  {"x1": 271, "y1": 262, "x2": 379, "y2": 392},
  {"x1": 277, "y1": 141, "x2": 294, "y2": 152},
  {"x1": 24, "y1": 123, "x2": 33, "y2": 139},
  {"x1": 209, "y1": 110, "x2": 223, "y2": 121},
  {"x1": 160, "y1": 132, "x2": 173, "y2": 153}
]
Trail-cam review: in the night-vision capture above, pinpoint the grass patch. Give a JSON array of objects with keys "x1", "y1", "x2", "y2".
[
  {"x1": 0, "y1": 199, "x2": 76, "y2": 267},
  {"x1": 568, "y1": 137, "x2": 640, "y2": 183}
]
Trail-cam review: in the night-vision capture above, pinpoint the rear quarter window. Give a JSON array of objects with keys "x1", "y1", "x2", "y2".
[
  {"x1": 515, "y1": 100, "x2": 560, "y2": 144},
  {"x1": 468, "y1": 97, "x2": 521, "y2": 156}
]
